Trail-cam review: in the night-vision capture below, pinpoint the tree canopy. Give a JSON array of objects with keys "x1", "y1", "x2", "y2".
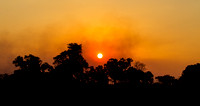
[{"x1": 0, "y1": 43, "x2": 200, "y2": 88}]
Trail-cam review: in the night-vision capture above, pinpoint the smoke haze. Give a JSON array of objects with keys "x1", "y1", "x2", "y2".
[{"x1": 1, "y1": 0, "x2": 200, "y2": 78}]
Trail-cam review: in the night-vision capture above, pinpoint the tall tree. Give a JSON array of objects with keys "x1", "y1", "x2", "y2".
[{"x1": 52, "y1": 43, "x2": 88, "y2": 84}]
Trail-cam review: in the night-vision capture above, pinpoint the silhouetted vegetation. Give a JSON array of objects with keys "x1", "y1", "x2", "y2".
[{"x1": 1, "y1": 43, "x2": 200, "y2": 88}]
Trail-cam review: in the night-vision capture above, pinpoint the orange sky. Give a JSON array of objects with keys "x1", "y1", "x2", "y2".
[{"x1": 0, "y1": 0, "x2": 200, "y2": 77}]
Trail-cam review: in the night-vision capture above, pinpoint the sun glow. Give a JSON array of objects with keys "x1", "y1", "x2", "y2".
[{"x1": 97, "y1": 53, "x2": 103, "y2": 59}]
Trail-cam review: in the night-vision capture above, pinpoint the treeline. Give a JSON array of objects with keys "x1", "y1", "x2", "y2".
[{"x1": 0, "y1": 43, "x2": 200, "y2": 88}]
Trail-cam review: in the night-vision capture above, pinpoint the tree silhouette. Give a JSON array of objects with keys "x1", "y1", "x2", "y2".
[
  {"x1": 86, "y1": 65, "x2": 109, "y2": 88},
  {"x1": 179, "y1": 63, "x2": 200, "y2": 87},
  {"x1": 155, "y1": 75, "x2": 177, "y2": 88},
  {"x1": 143, "y1": 71, "x2": 154, "y2": 87},
  {"x1": 103, "y1": 58, "x2": 151, "y2": 88},
  {"x1": 6, "y1": 43, "x2": 200, "y2": 88},
  {"x1": 125, "y1": 66, "x2": 145, "y2": 88},
  {"x1": 41, "y1": 62, "x2": 53, "y2": 73},
  {"x1": 12, "y1": 54, "x2": 50, "y2": 81},
  {"x1": 134, "y1": 61, "x2": 146, "y2": 71},
  {"x1": 104, "y1": 58, "x2": 132, "y2": 86},
  {"x1": 51, "y1": 43, "x2": 88, "y2": 87}
]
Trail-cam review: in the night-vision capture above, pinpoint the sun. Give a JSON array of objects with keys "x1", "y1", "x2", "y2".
[{"x1": 97, "y1": 53, "x2": 103, "y2": 59}]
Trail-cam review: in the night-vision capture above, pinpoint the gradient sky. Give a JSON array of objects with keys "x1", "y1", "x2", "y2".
[{"x1": 0, "y1": 0, "x2": 200, "y2": 77}]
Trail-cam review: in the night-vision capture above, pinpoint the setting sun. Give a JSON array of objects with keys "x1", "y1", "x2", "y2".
[
  {"x1": 1, "y1": 0, "x2": 200, "y2": 88},
  {"x1": 97, "y1": 53, "x2": 103, "y2": 59}
]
